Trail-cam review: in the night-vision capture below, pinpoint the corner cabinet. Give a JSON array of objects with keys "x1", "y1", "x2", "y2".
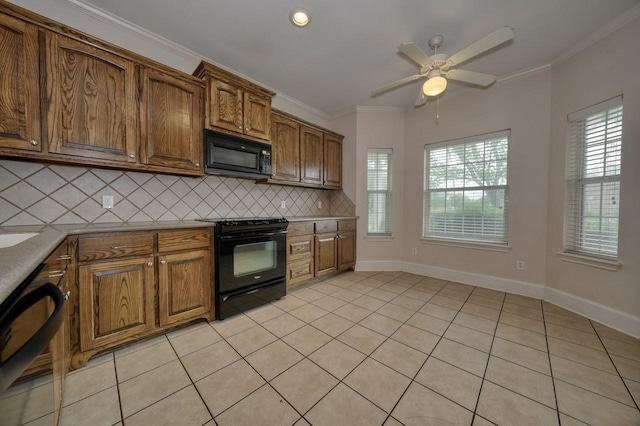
[
  {"x1": 286, "y1": 218, "x2": 356, "y2": 289},
  {"x1": 0, "y1": 13, "x2": 41, "y2": 152},
  {"x1": 270, "y1": 110, "x2": 344, "y2": 190},
  {"x1": 194, "y1": 61, "x2": 274, "y2": 142}
]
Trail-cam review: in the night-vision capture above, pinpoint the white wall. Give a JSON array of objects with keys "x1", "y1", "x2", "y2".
[
  {"x1": 545, "y1": 17, "x2": 640, "y2": 333},
  {"x1": 354, "y1": 108, "x2": 406, "y2": 267}
]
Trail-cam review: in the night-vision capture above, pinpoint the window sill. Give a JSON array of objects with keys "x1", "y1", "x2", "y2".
[
  {"x1": 365, "y1": 235, "x2": 394, "y2": 242},
  {"x1": 557, "y1": 252, "x2": 621, "y2": 272},
  {"x1": 420, "y1": 238, "x2": 511, "y2": 252}
]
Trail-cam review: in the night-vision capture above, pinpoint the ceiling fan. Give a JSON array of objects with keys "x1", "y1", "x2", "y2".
[{"x1": 371, "y1": 26, "x2": 515, "y2": 107}]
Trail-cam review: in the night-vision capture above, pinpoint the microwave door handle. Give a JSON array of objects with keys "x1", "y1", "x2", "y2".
[{"x1": 0, "y1": 282, "x2": 65, "y2": 393}]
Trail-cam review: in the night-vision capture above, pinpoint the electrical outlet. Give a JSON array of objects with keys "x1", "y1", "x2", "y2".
[
  {"x1": 317, "y1": 200, "x2": 322, "y2": 209},
  {"x1": 516, "y1": 260, "x2": 525, "y2": 271},
  {"x1": 280, "y1": 200, "x2": 286, "y2": 209},
  {"x1": 411, "y1": 248, "x2": 417, "y2": 255},
  {"x1": 102, "y1": 195, "x2": 114, "y2": 209}
]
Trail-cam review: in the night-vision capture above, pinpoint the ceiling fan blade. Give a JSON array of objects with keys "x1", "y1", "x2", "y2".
[
  {"x1": 415, "y1": 89, "x2": 427, "y2": 107},
  {"x1": 446, "y1": 69, "x2": 497, "y2": 86},
  {"x1": 398, "y1": 42, "x2": 433, "y2": 68},
  {"x1": 447, "y1": 26, "x2": 514, "y2": 67},
  {"x1": 371, "y1": 74, "x2": 425, "y2": 96}
]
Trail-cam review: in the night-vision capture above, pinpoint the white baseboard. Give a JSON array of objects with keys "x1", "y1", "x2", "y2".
[
  {"x1": 544, "y1": 287, "x2": 640, "y2": 339},
  {"x1": 401, "y1": 262, "x2": 545, "y2": 299},
  {"x1": 356, "y1": 260, "x2": 639, "y2": 338}
]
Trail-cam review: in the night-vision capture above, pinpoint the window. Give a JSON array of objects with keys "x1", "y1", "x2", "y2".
[
  {"x1": 423, "y1": 130, "x2": 509, "y2": 244},
  {"x1": 367, "y1": 149, "x2": 392, "y2": 235},
  {"x1": 565, "y1": 97, "x2": 623, "y2": 259}
]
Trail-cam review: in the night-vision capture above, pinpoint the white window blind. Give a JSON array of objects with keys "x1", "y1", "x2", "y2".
[
  {"x1": 565, "y1": 96, "x2": 623, "y2": 259},
  {"x1": 368, "y1": 149, "x2": 392, "y2": 235},
  {"x1": 423, "y1": 130, "x2": 510, "y2": 244}
]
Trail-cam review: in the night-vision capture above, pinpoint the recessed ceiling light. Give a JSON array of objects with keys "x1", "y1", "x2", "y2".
[{"x1": 289, "y1": 7, "x2": 311, "y2": 28}]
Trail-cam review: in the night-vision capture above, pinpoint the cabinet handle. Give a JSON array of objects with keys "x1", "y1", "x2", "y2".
[
  {"x1": 238, "y1": 126, "x2": 242, "y2": 130},
  {"x1": 129, "y1": 154, "x2": 135, "y2": 159},
  {"x1": 196, "y1": 163, "x2": 200, "y2": 167},
  {"x1": 111, "y1": 245, "x2": 129, "y2": 249},
  {"x1": 181, "y1": 238, "x2": 193, "y2": 242},
  {"x1": 245, "y1": 127, "x2": 250, "y2": 132},
  {"x1": 63, "y1": 290, "x2": 71, "y2": 301},
  {"x1": 160, "y1": 260, "x2": 166, "y2": 264},
  {"x1": 49, "y1": 270, "x2": 66, "y2": 278},
  {"x1": 147, "y1": 262, "x2": 153, "y2": 267},
  {"x1": 30, "y1": 140, "x2": 39, "y2": 146},
  {"x1": 56, "y1": 254, "x2": 72, "y2": 261}
]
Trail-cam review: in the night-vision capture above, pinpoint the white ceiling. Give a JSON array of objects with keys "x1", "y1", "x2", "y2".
[{"x1": 79, "y1": 0, "x2": 639, "y2": 116}]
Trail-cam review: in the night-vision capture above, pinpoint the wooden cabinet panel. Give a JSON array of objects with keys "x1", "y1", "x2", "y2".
[
  {"x1": 209, "y1": 79, "x2": 242, "y2": 133},
  {"x1": 315, "y1": 220, "x2": 338, "y2": 234},
  {"x1": 288, "y1": 221, "x2": 314, "y2": 237},
  {"x1": 338, "y1": 220, "x2": 356, "y2": 232},
  {"x1": 158, "y1": 249, "x2": 212, "y2": 326},
  {"x1": 140, "y1": 67, "x2": 203, "y2": 172},
  {"x1": 300, "y1": 125, "x2": 324, "y2": 185},
  {"x1": 287, "y1": 235, "x2": 313, "y2": 261},
  {"x1": 287, "y1": 258, "x2": 314, "y2": 288},
  {"x1": 45, "y1": 32, "x2": 138, "y2": 163},
  {"x1": 157, "y1": 228, "x2": 211, "y2": 253},
  {"x1": 243, "y1": 92, "x2": 271, "y2": 141},
  {"x1": 271, "y1": 113, "x2": 300, "y2": 182},
  {"x1": 0, "y1": 13, "x2": 41, "y2": 152},
  {"x1": 324, "y1": 134, "x2": 343, "y2": 188},
  {"x1": 78, "y1": 233, "x2": 154, "y2": 262},
  {"x1": 338, "y1": 231, "x2": 356, "y2": 271},
  {"x1": 315, "y1": 233, "x2": 337, "y2": 277},
  {"x1": 78, "y1": 257, "x2": 155, "y2": 351}
]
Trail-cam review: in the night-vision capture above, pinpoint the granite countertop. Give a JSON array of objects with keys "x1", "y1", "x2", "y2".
[{"x1": 0, "y1": 216, "x2": 357, "y2": 306}]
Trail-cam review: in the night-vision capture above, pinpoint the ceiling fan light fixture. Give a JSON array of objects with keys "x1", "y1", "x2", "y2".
[
  {"x1": 422, "y1": 75, "x2": 447, "y2": 96},
  {"x1": 289, "y1": 8, "x2": 311, "y2": 27}
]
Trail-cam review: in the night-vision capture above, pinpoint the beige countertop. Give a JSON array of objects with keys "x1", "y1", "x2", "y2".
[{"x1": 0, "y1": 216, "x2": 357, "y2": 305}]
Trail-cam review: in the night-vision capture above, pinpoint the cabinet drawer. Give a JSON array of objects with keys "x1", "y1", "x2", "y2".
[
  {"x1": 78, "y1": 233, "x2": 154, "y2": 262},
  {"x1": 315, "y1": 220, "x2": 338, "y2": 234},
  {"x1": 338, "y1": 220, "x2": 356, "y2": 232},
  {"x1": 288, "y1": 221, "x2": 314, "y2": 237},
  {"x1": 287, "y1": 235, "x2": 313, "y2": 261},
  {"x1": 158, "y1": 228, "x2": 211, "y2": 253},
  {"x1": 287, "y1": 258, "x2": 314, "y2": 288}
]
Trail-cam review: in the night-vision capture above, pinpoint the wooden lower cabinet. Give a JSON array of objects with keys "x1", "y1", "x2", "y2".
[
  {"x1": 78, "y1": 256, "x2": 156, "y2": 351},
  {"x1": 315, "y1": 233, "x2": 338, "y2": 277},
  {"x1": 338, "y1": 231, "x2": 356, "y2": 270},
  {"x1": 158, "y1": 249, "x2": 211, "y2": 327}
]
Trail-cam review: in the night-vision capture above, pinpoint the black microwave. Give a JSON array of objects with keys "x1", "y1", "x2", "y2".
[{"x1": 204, "y1": 129, "x2": 272, "y2": 179}]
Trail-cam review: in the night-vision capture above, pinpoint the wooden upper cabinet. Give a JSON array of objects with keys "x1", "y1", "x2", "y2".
[
  {"x1": 0, "y1": 13, "x2": 41, "y2": 152},
  {"x1": 140, "y1": 67, "x2": 203, "y2": 173},
  {"x1": 300, "y1": 125, "x2": 324, "y2": 185},
  {"x1": 271, "y1": 113, "x2": 300, "y2": 182},
  {"x1": 194, "y1": 61, "x2": 274, "y2": 142},
  {"x1": 324, "y1": 134, "x2": 343, "y2": 188},
  {"x1": 243, "y1": 92, "x2": 271, "y2": 140},
  {"x1": 209, "y1": 79, "x2": 243, "y2": 133},
  {"x1": 44, "y1": 32, "x2": 138, "y2": 163}
]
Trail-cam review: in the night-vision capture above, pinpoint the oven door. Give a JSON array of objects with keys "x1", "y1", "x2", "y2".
[{"x1": 217, "y1": 231, "x2": 287, "y2": 294}]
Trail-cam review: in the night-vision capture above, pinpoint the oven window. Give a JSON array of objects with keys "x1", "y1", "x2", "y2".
[
  {"x1": 234, "y1": 241, "x2": 276, "y2": 277},
  {"x1": 214, "y1": 146, "x2": 257, "y2": 169}
]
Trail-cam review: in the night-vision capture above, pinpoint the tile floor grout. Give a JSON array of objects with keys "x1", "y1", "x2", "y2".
[{"x1": 37, "y1": 271, "x2": 640, "y2": 426}]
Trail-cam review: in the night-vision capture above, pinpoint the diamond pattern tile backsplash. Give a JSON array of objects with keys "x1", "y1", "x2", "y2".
[{"x1": 0, "y1": 160, "x2": 355, "y2": 226}]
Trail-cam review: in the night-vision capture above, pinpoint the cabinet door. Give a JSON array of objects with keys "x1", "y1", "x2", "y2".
[
  {"x1": 338, "y1": 231, "x2": 356, "y2": 270},
  {"x1": 140, "y1": 67, "x2": 203, "y2": 172},
  {"x1": 324, "y1": 134, "x2": 343, "y2": 188},
  {"x1": 158, "y1": 249, "x2": 212, "y2": 326},
  {"x1": 287, "y1": 258, "x2": 314, "y2": 288},
  {"x1": 209, "y1": 78, "x2": 242, "y2": 134},
  {"x1": 243, "y1": 92, "x2": 271, "y2": 141},
  {"x1": 0, "y1": 14, "x2": 41, "y2": 152},
  {"x1": 300, "y1": 125, "x2": 324, "y2": 185},
  {"x1": 271, "y1": 113, "x2": 300, "y2": 182},
  {"x1": 78, "y1": 257, "x2": 155, "y2": 351},
  {"x1": 44, "y1": 32, "x2": 138, "y2": 163},
  {"x1": 315, "y1": 233, "x2": 337, "y2": 277}
]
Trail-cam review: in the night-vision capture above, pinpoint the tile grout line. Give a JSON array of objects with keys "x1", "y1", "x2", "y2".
[
  {"x1": 469, "y1": 289, "x2": 507, "y2": 425},
  {"x1": 541, "y1": 301, "x2": 562, "y2": 426}
]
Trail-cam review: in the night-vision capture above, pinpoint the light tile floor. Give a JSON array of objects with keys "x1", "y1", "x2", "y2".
[{"x1": 25, "y1": 272, "x2": 640, "y2": 425}]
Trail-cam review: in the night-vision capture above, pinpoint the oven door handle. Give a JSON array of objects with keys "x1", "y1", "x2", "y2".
[
  {"x1": 219, "y1": 230, "x2": 287, "y2": 239},
  {"x1": 0, "y1": 282, "x2": 64, "y2": 393}
]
